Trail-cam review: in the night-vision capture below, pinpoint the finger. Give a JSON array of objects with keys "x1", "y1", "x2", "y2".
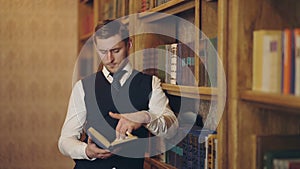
[
  {"x1": 115, "y1": 122, "x2": 122, "y2": 140},
  {"x1": 87, "y1": 137, "x2": 94, "y2": 144},
  {"x1": 126, "y1": 129, "x2": 133, "y2": 136},
  {"x1": 97, "y1": 152, "x2": 112, "y2": 159},
  {"x1": 109, "y1": 112, "x2": 122, "y2": 120},
  {"x1": 119, "y1": 133, "x2": 126, "y2": 140}
]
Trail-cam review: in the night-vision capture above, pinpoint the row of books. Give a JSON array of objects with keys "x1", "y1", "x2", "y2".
[
  {"x1": 252, "y1": 29, "x2": 300, "y2": 95},
  {"x1": 139, "y1": 0, "x2": 171, "y2": 12},
  {"x1": 101, "y1": 0, "x2": 129, "y2": 20},
  {"x1": 254, "y1": 135, "x2": 300, "y2": 169},
  {"x1": 157, "y1": 127, "x2": 217, "y2": 169},
  {"x1": 143, "y1": 39, "x2": 218, "y2": 87},
  {"x1": 264, "y1": 150, "x2": 300, "y2": 169}
]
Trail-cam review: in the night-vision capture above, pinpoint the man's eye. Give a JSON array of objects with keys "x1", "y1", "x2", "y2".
[
  {"x1": 99, "y1": 50, "x2": 107, "y2": 54},
  {"x1": 112, "y1": 49, "x2": 120, "y2": 53}
]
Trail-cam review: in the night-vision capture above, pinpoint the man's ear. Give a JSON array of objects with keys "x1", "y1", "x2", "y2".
[{"x1": 128, "y1": 39, "x2": 133, "y2": 49}]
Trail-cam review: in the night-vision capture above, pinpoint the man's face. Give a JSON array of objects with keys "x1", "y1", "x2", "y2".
[{"x1": 95, "y1": 34, "x2": 129, "y2": 73}]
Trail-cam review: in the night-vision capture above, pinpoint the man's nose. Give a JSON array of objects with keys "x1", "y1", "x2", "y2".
[{"x1": 106, "y1": 51, "x2": 114, "y2": 62}]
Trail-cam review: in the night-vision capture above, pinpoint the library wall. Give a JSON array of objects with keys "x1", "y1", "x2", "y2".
[{"x1": 0, "y1": 0, "x2": 77, "y2": 168}]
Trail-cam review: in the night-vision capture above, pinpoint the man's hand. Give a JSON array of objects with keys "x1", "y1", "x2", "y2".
[
  {"x1": 109, "y1": 111, "x2": 150, "y2": 139},
  {"x1": 85, "y1": 137, "x2": 112, "y2": 159}
]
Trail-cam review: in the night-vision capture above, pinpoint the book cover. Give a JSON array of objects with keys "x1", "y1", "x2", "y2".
[
  {"x1": 86, "y1": 127, "x2": 138, "y2": 151},
  {"x1": 282, "y1": 29, "x2": 293, "y2": 94},
  {"x1": 252, "y1": 30, "x2": 282, "y2": 93}
]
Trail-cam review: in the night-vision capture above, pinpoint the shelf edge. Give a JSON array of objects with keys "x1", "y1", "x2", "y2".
[{"x1": 240, "y1": 90, "x2": 300, "y2": 110}]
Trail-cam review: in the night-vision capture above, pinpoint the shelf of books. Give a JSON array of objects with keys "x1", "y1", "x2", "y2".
[
  {"x1": 78, "y1": 0, "x2": 222, "y2": 168},
  {"x1": 131, "y1": 0, "x2": 221, "y2": 168},
  {"x1": 224, "y1": 0, "x2": 300, "y2": 169}
]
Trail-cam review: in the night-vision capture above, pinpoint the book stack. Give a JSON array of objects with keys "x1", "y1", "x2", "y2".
[
  {"x1": 264, "y1": 150, "x2": 300, "y2": 169},
  {"x1": 143, "y1": 39, "x2": 218, "y2": 87},
  {"x1": 252, "y1": 29, "x2": 300, "y2": 96},
  {"x1": 164, "y1": 127, "x2": 217, "y2": 169},
  {"x1": 253, "y1": 135, "x2": 300, "y2": 169}
]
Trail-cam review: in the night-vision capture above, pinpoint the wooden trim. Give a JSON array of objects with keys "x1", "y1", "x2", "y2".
[
  {"x1": 138, "y1": 0, "x2": 195, "y2": 22},
  {"x1": 217, "y1": 0, "x2": 229, "y2": 168},
  {"x1": 240, "y1": 90, "x2": 300, "y2": 112},
  {"x1": 161, "y1": 83, "x2": 218, "y2": 100}
]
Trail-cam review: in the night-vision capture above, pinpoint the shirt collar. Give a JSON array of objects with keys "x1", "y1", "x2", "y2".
[{"x1": 102, "y1": 61, "x2": 133, "y2": 82}]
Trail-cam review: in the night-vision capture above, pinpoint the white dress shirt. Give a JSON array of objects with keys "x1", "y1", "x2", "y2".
[{"x1": 58, "y1": 62, "x2": 178, "y2": 160}]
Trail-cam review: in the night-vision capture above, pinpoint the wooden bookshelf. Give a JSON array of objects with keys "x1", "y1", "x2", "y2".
[
  {"x1": 78, "y1": 0, "x2": 222, "y2": 168},
  {"x1": 78, "y1": 0, "x2": 300, "y2": 169},
  {"x1": 224, "y1": 0, "x2": 300, "y2": 169}
]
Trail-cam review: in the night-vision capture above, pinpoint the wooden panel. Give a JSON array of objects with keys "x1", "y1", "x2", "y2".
[
  {"x1": 0, "y1": 0, "x2": 77, "y2": 168},
  {"x1": 201, "y1": 0, "x2": 218, "y2": 38}
]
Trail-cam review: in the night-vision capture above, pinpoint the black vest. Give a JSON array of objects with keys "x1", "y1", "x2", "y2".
[{"x1": 74, "y1": 70, "x2": 152, "y2": 169}]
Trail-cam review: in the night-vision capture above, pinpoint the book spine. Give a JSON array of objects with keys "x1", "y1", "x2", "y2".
[
  {"x1": 170, "y1": 43, "x2": 178, "y2": 85},
  {"x1": 282, "y1": 29, "x2": 293, "y2": 94},
  {"x1": 294, "y1": 28, "x2": 300, "y2": 96},
  {"x1": 252, "y1": 31, "x2": 264, "y2": 91}
]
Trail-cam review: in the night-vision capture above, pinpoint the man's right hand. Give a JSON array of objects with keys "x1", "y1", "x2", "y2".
[{"x1": 85, "y1": 137, "x2": 112, "y2": 159}]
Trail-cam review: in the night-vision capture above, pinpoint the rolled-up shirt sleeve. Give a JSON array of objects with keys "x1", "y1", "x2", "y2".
[
  {"x1": 145, "y1": 76, "x2": 179, "y2": 139},
  {"x1": 58, "y1": 81, "x2": 91, "y2": 160}
]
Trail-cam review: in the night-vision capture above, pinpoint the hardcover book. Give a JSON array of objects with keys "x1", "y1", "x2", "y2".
[{"x1": 87, "y1": 127, "x2": 138, "y2": 150}]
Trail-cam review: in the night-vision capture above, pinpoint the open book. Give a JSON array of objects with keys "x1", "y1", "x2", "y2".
[{"x1": 87, "y1": 127, "x2": 138, "y2": 150}]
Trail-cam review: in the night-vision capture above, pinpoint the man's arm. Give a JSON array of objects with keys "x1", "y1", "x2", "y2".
[
  {"x1": 58, "y1": 81, "x2": 91, "y2": 160},
  {"x1": 145, "y1": 76, "x2": 178, "y2": 139}
]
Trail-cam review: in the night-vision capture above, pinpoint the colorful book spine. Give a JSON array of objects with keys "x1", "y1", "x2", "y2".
[
  {"x1": 282, "y1": 29, "x2": 293, "y2": 94},
  {"x1": 294, "y1": 28, "x2": 300, "y2": 96}
]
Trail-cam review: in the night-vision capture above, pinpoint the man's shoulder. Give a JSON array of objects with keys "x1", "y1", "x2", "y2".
[
  {"x1": 132, "y1": 70, "x2": 153, "y2": 80},
  {"x1": 81, "y1": 71, "x2": 103, "y2": 82}
]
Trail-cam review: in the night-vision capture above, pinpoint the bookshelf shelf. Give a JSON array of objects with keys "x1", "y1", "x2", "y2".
[
  {"x1": 120, "y1": 17, "x2": 129, "y2": 25},
  {"x1": 144, "y1": 157, "x2": 176, "y2": 169},
  {"x1": 162, "y1": 83, "x2": 218, "y2": 100},
  {"x1": 240, "y1": 90, "x2": 300, "y2": 113},
  {"x1": 138, "y1": 0, "x2": 195, "y2": 22}
]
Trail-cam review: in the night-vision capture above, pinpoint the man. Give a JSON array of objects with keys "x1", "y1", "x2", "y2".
[{"x1": 58, "y1": 20, "x2": 178, "y2": 169}]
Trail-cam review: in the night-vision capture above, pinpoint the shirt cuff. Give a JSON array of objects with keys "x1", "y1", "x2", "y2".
[{"x1": 82, "y1": 143, "x2": 96, "y2": 161}]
